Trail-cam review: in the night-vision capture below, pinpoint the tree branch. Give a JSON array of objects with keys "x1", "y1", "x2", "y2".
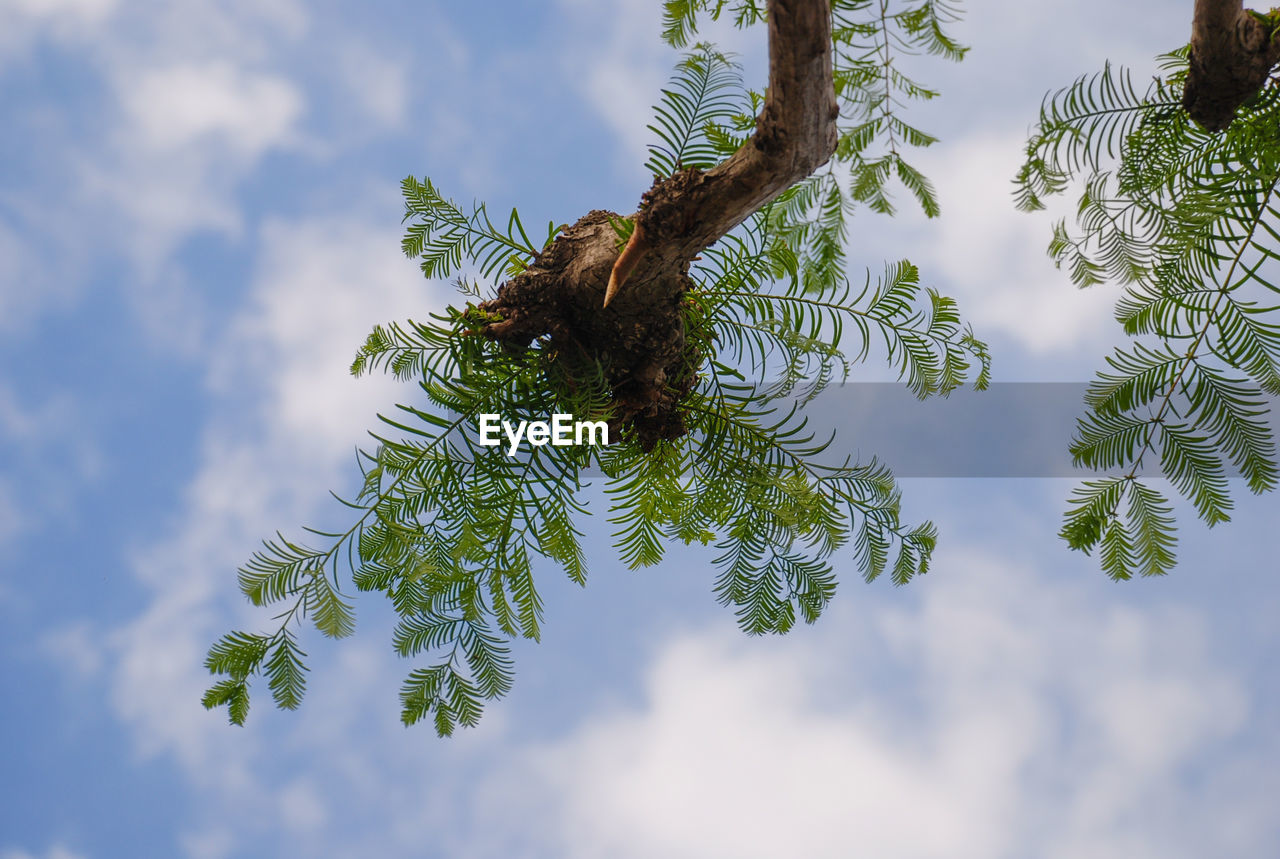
[
  {"x1": 608, "y1": 0, "x2": 838, "y2": 297},
  {"x1": 1183, "y1": 0, "x2": 1280, "y2": 131},
  {"x1": 479, "y1": 0, "x2": 839, "y2": 447},
  {"x1": 681, "y1": 0, "x2": 839, "y2": 248}
]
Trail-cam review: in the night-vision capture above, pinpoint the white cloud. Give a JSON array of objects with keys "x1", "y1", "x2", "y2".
[
  {"x1": 105, "y1": 207, "x2": 441, "y2": 786},
  {"x1": 0, "y1": 220, "x2": 74, "y2": 334},
  {"x1": 178, "y1": 829, "x2": 234, "y2": 859},
  {"x1": 121, "y1": 62, "x2": 303, "y2": 157},
  {"x1": 81, "y1": 61, "x2": 307, "y2": 276},
  {"x1": 277, "y1": 778, "x2": 328, "y2": 834},
  {"x1": 556, "y1": 0, "x2": 766, "y2": 182},
  {"x1": 0, "y1": 0, "x2": 314, "y2": 333},
  {"x1": 216, "y1": 213, "x2": 440, "y2": 456},
  {"x1": 496, "y1": 554, "x2": 1266, "y2": 858},
  {"x1": 556, "y1": 0, "x2": 669, "y2": 176},
  {"x1": 0, "y1": 2, "x2": 318, "y2": 371},
  {"x1": 957, "y1": 0, "x2": 1189, "y2": 77},
  {"x1": 0, "y1": 383, "x2": 47, "y2": 442},
  {"x1": 525, "y1": 641, "x2": 1002, "y2": 856},
  {"x1": 0, "y1": 384, "x2": 101, "y2": 549},
  {"x1": 0, "y1": 845, "x2": 88, "y2": 859},
  {"x1": 0, "y1": 479, "x2": 21, "y2": 548},
  {"x1": 2, "y1": 0, "x2": 115, "y2": 19},
  {"x1": 0, "y1": 0, "x2": 116, "y2": 63},
  {"x1": 96, "y1": 0, "x2": 307, "y2": 67},
  {"x1": 901, "y1": 130, "x2": 1121, "y2": 360},
  {"x1": 40, "y1": 622, "x2": 105, "y2": 679},
  {"x1": 333, "y1": 44, "x2": 408, "y2": 130},
  {"x1": 87, "y1": 212, "x2": 439, "y2": 859}
]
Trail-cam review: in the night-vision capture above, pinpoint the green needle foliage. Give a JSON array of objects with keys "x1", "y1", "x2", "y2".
[
  {"x1": 206, "y1": 13, "x2": 988, "y2": 735},
  {"x1": 645, "y1": 44, "x2": 749, "y2": 177},
  {"x1": 664, "y1": 0, "x2": 965, "y2": 293},
  {"x1": 1018, "y1": 49, "x2": 1280, "y2": 580}
]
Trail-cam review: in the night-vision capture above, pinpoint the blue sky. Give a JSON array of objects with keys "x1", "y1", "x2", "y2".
[{"x1": 1, "y1": 1, "x2": 1277, "y2": 856}]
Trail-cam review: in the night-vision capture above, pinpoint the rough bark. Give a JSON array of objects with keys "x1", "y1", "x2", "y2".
[
  {"x1": 1183, "y1": 0, "x2": 1280, "y2": 131},
  {"x1": 477, "y1": 0, "x2": 838, "y2": 449}
]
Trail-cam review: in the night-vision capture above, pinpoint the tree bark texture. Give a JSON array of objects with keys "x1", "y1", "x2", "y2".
[
  {"x1": 1183, "y1": 0, "x2": 1280, "y2": 131},
  {"x1": 477, "y1": 0, "x2": 838, "y2": 449}
]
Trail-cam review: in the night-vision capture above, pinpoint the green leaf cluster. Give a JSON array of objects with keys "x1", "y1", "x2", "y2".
[
  {"x1": 1018, "y1": 50, "x2": 1280, "y2": 578},
  {"x1": 660, "y1": 2, "x2": 966, "y2": 293},
  {"x1": 401, "y1": 176, "x2": 550, "y2": 282},
  {"x1": 206, "y1": 208, "x2": 986, "y2": 733},
  {"x1": 646, "y1": 44, "x2": 752, "y2": 178},
  {"x1": 206, "y1": 23, "x2": 986, "y2": 735}
]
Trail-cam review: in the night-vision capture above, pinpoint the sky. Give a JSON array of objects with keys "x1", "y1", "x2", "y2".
[{"x1": 1, "y1": 1, "x2": 1277, "y2": 857}]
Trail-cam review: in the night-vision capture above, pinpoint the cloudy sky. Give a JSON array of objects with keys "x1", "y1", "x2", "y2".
[{"x1": 2, "y1": 1, "x2": 1277, "y2": 856}]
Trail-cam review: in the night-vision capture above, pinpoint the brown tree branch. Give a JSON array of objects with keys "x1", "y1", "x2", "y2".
[
  {"x1": 651, "y1": 0, "x2": 838, "y2": 254},
  {"x1": 1183, "y1": 0, "x2": 1280, "y2": 131},
  {"x1": 607, "y1": 0, "x2": 839, "y2": 301},
  {"x1": 478, "y1": 0, "x2": 838, "y2": 447}
]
